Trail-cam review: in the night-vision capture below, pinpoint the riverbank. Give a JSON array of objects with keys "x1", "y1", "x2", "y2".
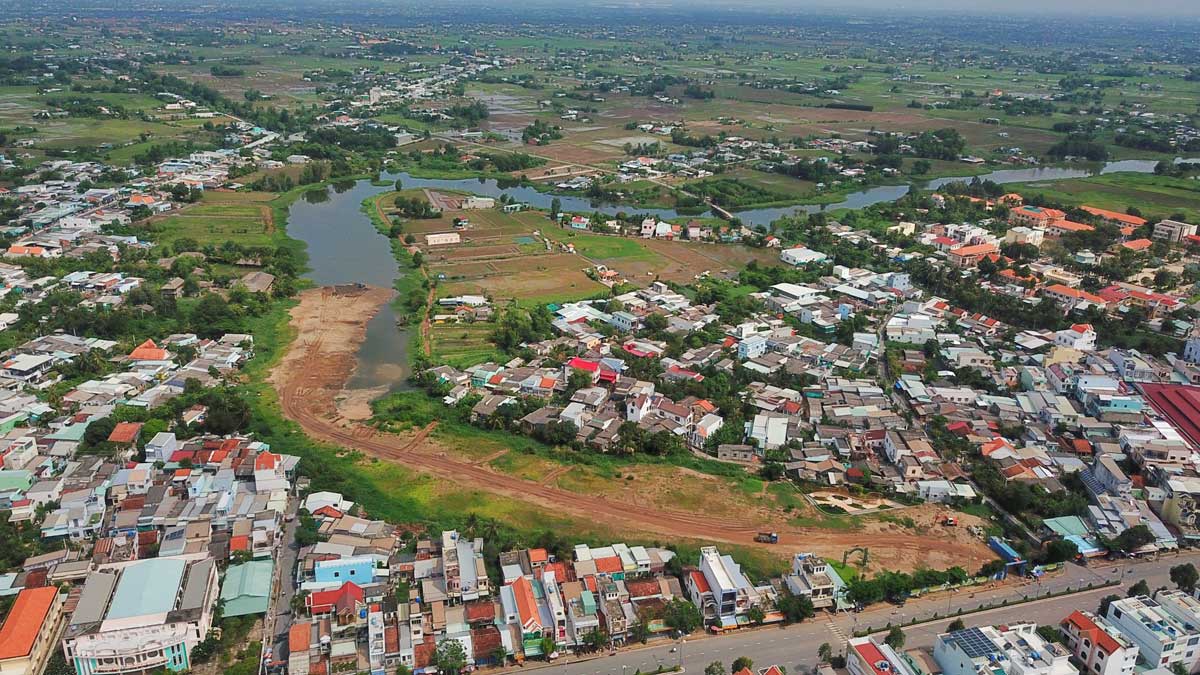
[{"x1": 269, "y1": 284, "x2": 397, "y2": 421}]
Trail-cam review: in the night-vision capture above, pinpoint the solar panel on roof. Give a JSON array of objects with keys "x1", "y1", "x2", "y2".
[{"x1": 948, "y1": 627, "x2": 998, "y2": 659}]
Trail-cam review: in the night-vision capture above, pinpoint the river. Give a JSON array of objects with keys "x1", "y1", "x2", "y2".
[
  {"x1": 389, "y1": 157, "x2": 1192, "y2": 228},
  {"x1": 285, "y1": 179, "x2": 413, "y2": 391},
  {"x1": 282, "y1": 158, "x2": 1187, "y2": 391}
]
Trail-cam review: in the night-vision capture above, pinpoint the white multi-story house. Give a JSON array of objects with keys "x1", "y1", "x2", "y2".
[
  {"x1": 62, "y1": 556, "x2": 220, "y2": 675},
  {"x1": 934, "y1": 624, "x2": 1074, "y2": 675},
  {"x1": 1104, "y1": 595, "x2": 1200, "y2": 671},
  {"x1": 1054, "y1": 323, "x2": 1097, "y2": 351},
  {"x1": 783, "y1": 553, "x2": 836, "y2": 609},
  {"x1": 1061, "y1": 610, "x2": 1139, "y2": 675},
  {"x1": 685, "y1": 546, "x2": 772, "y2": 628},
  {"x1": 442, "y1": 530, "x2": 489, "y2": 603}
]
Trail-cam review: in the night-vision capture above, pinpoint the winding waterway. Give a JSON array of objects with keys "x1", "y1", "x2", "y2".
[
  {"x1": 285, "y1": 179, "x2": 413, "y2": 391},
  {"x1": 282, "y1": 158, "x2": 1190, "y2": 391},
  {"x1": 386, "y1": 158, "x2": 1190, "y2": 228}
]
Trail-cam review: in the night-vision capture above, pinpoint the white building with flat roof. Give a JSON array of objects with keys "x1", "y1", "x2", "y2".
[
  {"x1": 933, "y1": 623, "x2": 1074, "y2": 675},
  {"x1": 1104, "y1": 595, "x2": 1200, "y2": 671},
  {"x1": 687, "y1": 546, "x2": 770, "y2": 629}
]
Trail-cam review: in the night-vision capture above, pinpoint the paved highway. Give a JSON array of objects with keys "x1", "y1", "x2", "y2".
[{"x1": 511, "y1": 552, "x2": 1200, "y2": 675}]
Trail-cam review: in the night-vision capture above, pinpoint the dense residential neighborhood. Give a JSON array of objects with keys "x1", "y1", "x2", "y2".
[{"x1": 4, "y1": 5, "x2": 1200, "y2": 675}]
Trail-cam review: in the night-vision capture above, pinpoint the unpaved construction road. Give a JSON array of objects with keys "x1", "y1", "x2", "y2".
[{"x1": 272, "y1": 286, "x2": 994, "y2": 570}]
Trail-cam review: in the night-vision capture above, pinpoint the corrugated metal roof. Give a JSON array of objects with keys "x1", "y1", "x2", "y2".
[
  {"x1": 107, "y1": 558, "x2": 186, "y2": 620},
  {"x1": 70, "y1": 570, "x2": 118, "y2": 627}
]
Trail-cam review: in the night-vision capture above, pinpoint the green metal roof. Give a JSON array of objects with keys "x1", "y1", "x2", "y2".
[
  {"x1": 107, "y1": 558, "x2": 187, "y2": 620},
  {"x1": 220, "y1": 560, "x2": 274, "y2": 617},
  {"x1": 0, "y1": 470, "x2": 33, "y2": 493},
  {"x1": 47, "y1": 422, "x2": 90, "y2": 442},
  {"x1": 1043, "y1": 515, "x2": 1091, "y2": 538}
]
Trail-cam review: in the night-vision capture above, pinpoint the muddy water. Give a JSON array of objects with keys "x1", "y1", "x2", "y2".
[{"x1": 286, "y1": 179, "x2": 413, "y2": 391}]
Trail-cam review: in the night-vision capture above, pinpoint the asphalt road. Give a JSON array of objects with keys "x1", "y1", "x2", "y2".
[
  {"x1": 263, "y1": 497, "x2": 301, "y2": 673},
  {"x1": 514, "y1": 551, "x2": 1200, "y2": 675}
]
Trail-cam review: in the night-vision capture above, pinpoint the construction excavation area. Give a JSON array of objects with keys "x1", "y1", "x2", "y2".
[{"x1": 270, "y1": 285, "x2": 994, "y2": 572}]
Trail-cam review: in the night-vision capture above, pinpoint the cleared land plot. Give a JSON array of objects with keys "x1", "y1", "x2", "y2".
[
  {"x1": 544, "y1": 228, "x2": 780, "y2": 284},
  {"x1": 149, "y1": 202, "x2": 274, "y2": 247},
  {"x1": 428, "y1": 322, "x2": 498, "y2": 368},
  {"x1": 439, "y1": 244, "x2": 524, "y2": 260},
  {"x1": 438, "y1": 254, "x2": 604, "y2": 304}
]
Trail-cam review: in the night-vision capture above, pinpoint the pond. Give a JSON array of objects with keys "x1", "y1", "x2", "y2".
[{"x1": 285, "y1": 179, "x2": 413, "y2": 391}]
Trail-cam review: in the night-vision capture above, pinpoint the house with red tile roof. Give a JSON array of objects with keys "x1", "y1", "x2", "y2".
[
  {"x1": 1117, "y1": 238, "x2": 1152, "y2": 252},
  {"x1": 1009, "y1": 205, "x2": 1066, "y2": 228},
  {"x1": 1081, "y1": 206, "x2": 1147, "y2": 228},
  {"x1": 947, "y1": 242, "x2": 999, "y2": 269},
  {"x1": 312, "y1": 505, "x2": 344, "y2": 520},
  {"x1": 128, "y1": 339, "x2": 170, "y2": 361},
  {"x1": 1054, "y1": 323, "x2": 1097, "y2": 351},
  {"x1": 1042, "y1": 284, "x2": 1109, "y2": 311},
  {"x1": 4, "y1": 245, "x2": 49, "y2": 258},
  {"x1": 107, "y1": 421, "x2": 143, "y2": 446},
  {"x1": 1044, "y1": 219, "x2": 1095, "y2": 237},
  {"x1": 507, "y1": 575, "x2": 542, "y2": 635},
  {"x1": 307, "y1": 582, "x2": 365, "y2": 627},
  {"x1": 0, "y1": 586, "x2": 63, "y2": 675},
  {"x1": 1061, "y1": 610, "x2": 1139, "y2": 675}
]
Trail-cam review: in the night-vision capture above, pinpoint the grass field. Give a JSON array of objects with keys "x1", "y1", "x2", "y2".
[
  {"x1": 543, "y1": 229, "x2": 661, "y2": 262},
  {"x1": 148, "y1": 202, "x2": 275, "y2": 248},
  {"x1": 428, "y1": 322, "x2": 499, "y2": 368}
]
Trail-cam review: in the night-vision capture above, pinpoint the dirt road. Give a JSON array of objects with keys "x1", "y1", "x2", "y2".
[{"x1": 272, "y1": 287, "x2": 993, "y2": 571}]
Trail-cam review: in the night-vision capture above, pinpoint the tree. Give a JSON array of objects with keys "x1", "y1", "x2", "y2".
[
  {"x1": 1113, "y1": 524, "x2": 1155, "y2": 553},
  {"x1": 818, "y1": 643, "x2": 833, "y2": 664},
  {"x1": 291, "y1": 589, "x2": 310, "y2": 614},
  {"x1": 884, "y1": 627, "x2": 906, "y2": 650},
  {"x1": 395, "y1": 665, "x2": 413, "y2": 675},
  {"x1": 731, "y1": 657, "x2": 754, "y2": 673},
  {"x1": 435, "y1": 639, "x2": 468, "y2": 675},
  {"x1": 1036, "y1": 625, "x2": 1063, "y2": 645},
  {"x1": 1172, "y1": 563, "x2": 1199, "y2": 593},
  {"x1": 1127, "y1": 579, "x2": 1150, "y2": 598},
  {"x1": 706, "y1": 662, "x2": 727, "y2": 675},
  {"x1": 777, "y1": 593, "x2": 815, "y2": 623},
  {"x1": 948, "y1": 618, "x2": 966, "y2": 632},
  {"x1": 663, "y1": 597, "x2": 703, "y2": 634},
  {"x1": 1042, "y1": 539, "x2": 1079, "y2": 564},
  {"x1": 1097, "y1": 594, "x2": 1121, "y2": 616},
  {"x1": 630, "y1": 618, "x2": 650, "y2": 644},
  {"x1": 539, "y1": 636, "x2": 556, "y2": 658},
  {"x1": 747, "y1": 605, "x2": 766, "y2": 625},
  {"x1": 550, "y1": 197, "x2": 562, "y2": 218},
  {"x1": 582, "y1": 627, "x2": 608, "y2": 652}
]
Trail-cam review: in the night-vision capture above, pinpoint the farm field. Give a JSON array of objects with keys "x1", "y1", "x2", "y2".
[
  {"x1": 544, "y1": 227, "x2": 781, "y2": 284},
  {"x1": 147, "y1": 200, "x2": 276, "y2": 248},
  {"x1": 427, "y1": 322, "x2": 499, "y2": 368},
  {"x1": 1006, "y1": 172, "x2": 1200, "y2": 223}
]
